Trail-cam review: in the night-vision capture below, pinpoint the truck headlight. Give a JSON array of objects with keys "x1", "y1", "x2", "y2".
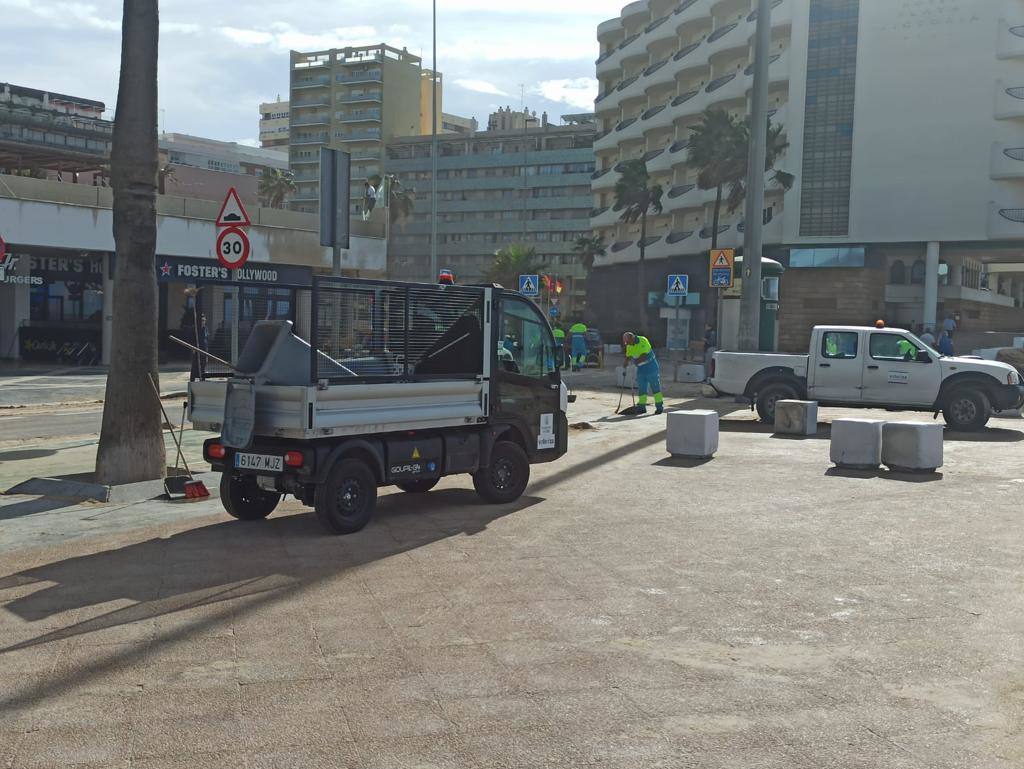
[{"x1": 1010, "y1": 371, "x2": 1020, "y2": 386}]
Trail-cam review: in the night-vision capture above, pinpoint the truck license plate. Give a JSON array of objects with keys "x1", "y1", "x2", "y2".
[{"x1": 234, "y1": 453, "x2": 283, "y2": 472}]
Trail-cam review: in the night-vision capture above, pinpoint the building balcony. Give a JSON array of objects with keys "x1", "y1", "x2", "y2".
[
  {"x1": 995, "y1": 81, "x2": 1024, "y2": 119},
  {"x1": 336, "y1": 70, "x2": 382, "y2": 84},
  {"x1": 645, "y1": 13, "x2": 679, "y2": 48},
  {"x1": 674, "y1": 0, "x2": 712, "y2": 23},
  {"x1": 592, "y1": 165, "x2": 620, "y2": 190},
  {"x1": 292, "y1": 97, "x2": 331, "y2": 108},
  {"x1": 290, "y1": 135, "x2": 329, "y2": 145},
  {"x1": 337, "y1": 112, "x2": 382, "y2": 123},
  {"x1": 290, "y1": 157, "x2": 320, "y2": 165},
  {"x1": 991, "y1": 143, "x2": 1024, "y2": 179},
  {"x1": 338, "y1": 93, "x2": 383, "y2": 103},
  {"x1": 334, "y1": 132, "x2": 382, "y2": 142},
  {"x1": 989, "y1": 202, "x2": 1024, "y2": 239},
  {"x1": 591, "y1": 205, "x2": 622, "y2": 228},
  {"x1": 290, "y1": 114, "x2": 330, "y2": 126},
  {"x1": 998, "y1": 23, "x2": 1024, "y2": 60},
  {"x1": 292, "y1": 77, "x2": 330, "y2": 89}
]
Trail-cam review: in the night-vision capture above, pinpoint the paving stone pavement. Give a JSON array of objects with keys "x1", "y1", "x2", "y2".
[{"x1": 1, "y1": 389, "x2": 1023, "y2": 768}]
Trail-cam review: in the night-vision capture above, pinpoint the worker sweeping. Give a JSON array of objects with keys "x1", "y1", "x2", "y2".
[
  {"x1": 569, "y1": 320, "x2": 588, "y2": 371},
  {"x1": 552, "y1": 324, "x2": 566, "y2": 370},
  {"x1": 622, "y1": 331, "x2": 664, "y2": 415}
]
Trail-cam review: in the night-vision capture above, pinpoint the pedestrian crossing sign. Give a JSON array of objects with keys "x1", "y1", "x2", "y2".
[
  {"x1": 709, "y1": 248, "x2": 735, "y2": 288},
  {"x1": 518, "y1": 274, "x2": 540, "y2": 296},
  {"x1": 666, "y1": 274, "x2": 688, "y2": 297}
]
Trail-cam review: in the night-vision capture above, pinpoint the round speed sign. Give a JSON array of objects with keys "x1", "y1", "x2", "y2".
[{"x1": 216, "y1": 226, "x2": 250, "y2": 270}]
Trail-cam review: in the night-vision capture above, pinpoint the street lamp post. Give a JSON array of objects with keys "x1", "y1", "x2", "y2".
[
  {"x1": 429, "y1": 0, "x2": 439, "y2": 282},
  {"x1": 738, "y1": 0, "x2": 772, "y2": 351}
]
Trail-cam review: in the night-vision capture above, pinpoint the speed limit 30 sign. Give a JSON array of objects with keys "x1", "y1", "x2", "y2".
[{"x1": 216, "y1": 226, "x2": 251, "y2": 270}]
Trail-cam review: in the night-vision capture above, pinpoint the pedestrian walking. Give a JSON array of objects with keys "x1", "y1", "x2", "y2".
[
  {"x1": 920, "y1": 327, "x2": 936, "y2": 346},
  {"x1": 622, "y1": 331, "x2": 664, "y2": 415},
  {"x1": 552, "y1": 324, "x2": 566, "y2": 370},
  {"x1": 938, "y1": 330, "x2": 955, "y2": 356},
  {"x1": 196, "y1": 313, "x2": 210, "y2": 378},
  {"x1": 943, "y1": 314, "x2": 957, "y2": 339},
  {"x1": 569, "y1": 320, "x2": 588, "y2": 371},
  {"x1": 703, "y1": 322, "x2": 717, "y2": 380}
]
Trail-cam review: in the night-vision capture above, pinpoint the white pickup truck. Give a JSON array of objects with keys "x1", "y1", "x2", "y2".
[{"x1": 710, "y1": 325, "x2": 1024, "y2": 430}]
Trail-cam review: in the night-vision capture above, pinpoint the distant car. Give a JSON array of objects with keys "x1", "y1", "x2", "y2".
[{"x1": 438, "y1": 269, "x2": 455, "y2": 285}]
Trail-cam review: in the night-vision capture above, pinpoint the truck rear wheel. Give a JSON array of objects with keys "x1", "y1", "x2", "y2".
[
  {"x1": 943, "y1": 389, "x2": 991, "y2": 431},
  {"x1": 314, "y1": 458, "x2": 378, "y2": 535},
  {"x1": 473, "y1": 441, "x2": 530, "y2": 504},
  {"x1": 396, "y1": 479, "x2": 440, "y2": 493},
  {"x1": 755, "y1": 383, "x2": 797, "y2": 424},
  {"x1": 220, "y1": 473, "x2": 280, "y2": 521}
]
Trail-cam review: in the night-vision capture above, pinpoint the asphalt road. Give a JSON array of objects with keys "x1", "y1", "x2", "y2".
[{"x1": 0, "y1": 367, "x2": 191, "y2": 408}]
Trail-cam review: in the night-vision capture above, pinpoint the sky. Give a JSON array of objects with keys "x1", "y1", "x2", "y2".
[{"x1": 0, "y1": 0, "x2": 627, "y2": 145}]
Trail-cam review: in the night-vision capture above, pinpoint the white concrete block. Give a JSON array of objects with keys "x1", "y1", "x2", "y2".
[
  {"x1": 616, "y1": 364, "x2": 637, "y2": 389},
  {"x1": 666, "y1": 410, "x2": 719, "y2": 459},
  {"x1": 774, "y1": 400, "x2": 818, "y2": 436},
  {"x1": 881, "y1": 421, "x2": 944, "y2": 472},
  {"x1": 675, "y1": 363, "x2": 706, "y2": 383},
  {"x1": 829, "y1": 418, "x2": 883, "y2": 469}
]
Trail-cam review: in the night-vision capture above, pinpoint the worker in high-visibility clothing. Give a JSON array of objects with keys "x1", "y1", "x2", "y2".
[
  {"x1": 623, "y1": 332, "x2": 664, "y2": 415},
  {"x1": 569, "y1": 321, "x2": 588, "y2": 371},
  {"x1": 551, "y1": 325, "x2": 566, "y2": 370}
]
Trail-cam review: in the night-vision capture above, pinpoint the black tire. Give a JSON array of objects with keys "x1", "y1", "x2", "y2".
[
  {"x1": 220, "y1": 473, "x2": 280, "y2": 521},
  {"x1": 473, "y1": 441, "x2": 530, "y2": 504},
  {"x1": 755, "y1": 382, "x2": 798, "y2": 424},
  {"x1": 942, "y1": 389, "x2": 991, "y2": 431},
  {"x1": 396, "y1": 478, "x2": 440, "y2": 493},
  {"x1": 314, "y1": 458, "x2": 378, "y2": 535}
]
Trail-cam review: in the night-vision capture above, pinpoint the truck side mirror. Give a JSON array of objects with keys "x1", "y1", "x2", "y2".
[{"x1": 916, "y1": 350, "x2": 932, "y2": 364}]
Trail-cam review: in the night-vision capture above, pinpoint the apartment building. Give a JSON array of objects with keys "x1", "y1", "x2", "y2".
[
  {"x1": 385, "y1": 120, "x2": 596, "y2": 316},
  {"x1": 589, "y1": 0, "x2": 1024, "y2": 351},
  {"x1": 289, "y1": 44, "x2": 430, "y2": 216},
  {"x1": 419, "y1": 70, "x2": 443, "y2": 134},
  {"x1": 442, "y1": 113, "x2": 479, "y2": 135},
  {"x1": 259, "y1": 98, "x2": 290, "y2": 149},
  {"x1": 159, "y1": 133, "x2": 288, "y2": 206},
  {"x1": 0, "y1": 82, "x2": 112, "y2": 179}
]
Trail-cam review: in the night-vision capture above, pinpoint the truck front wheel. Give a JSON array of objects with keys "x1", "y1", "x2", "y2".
[
  {"x1": 942, "y1": 389, "x2": 991, "y2": 431},
  {"x1": 755, "y1": 383, "x2": 797, "y2": 424},
  {"x1": 220, "y1": 473, "x2": 280, "y2": 521},
  {"x1": 314, "y1": 458, "x2": 378, "y2": 535},
  {"x1": 473, "y1": 441, "x2": 530, "y2": 504}
]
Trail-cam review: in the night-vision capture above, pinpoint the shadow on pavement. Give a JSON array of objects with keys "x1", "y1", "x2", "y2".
[
  {"x1": 944, "y1": 427, "x2": 1024, "y2": 442},
  {"x1": 0, "y1": 448, "x2": 58, "y2": 462},
  {"x1": 0, "y1": 497, "x2": 78, "y2": 521},
  {"x1": 651, "y1": 456, "x2": 713, "y2": 469},
  {"x1": 824, "y1": 466, "x2": 944, "y2": 484}
]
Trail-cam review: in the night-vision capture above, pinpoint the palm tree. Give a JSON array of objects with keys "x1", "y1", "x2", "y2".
[
  {"x1": 95, "y1": 0, "x2": 165, "y2": 485},
  {"x1": 157, "y1": 163, "x2": 174, "y2": 195},
  {"x1": 687, "y1": 108, "x2": 746, "y2": 251},
  {"x1": 724, "y1": 119, "x2": 795, "y2": 214},
  {"x1": 258, "y1": 168, "x2": 296, "y2": 209},
  {"x1": 368, "y1": 174, "x2": 415, "y2": 227},
  {"x1": 613, "y1": 159, "x2": 664, "y2": 326},
  {"x1": 572, "y1": 235, "x2": 606, "y2": 273},
  {"x1": 484, "y1": 243, "x2": 542, "y2": 290}
]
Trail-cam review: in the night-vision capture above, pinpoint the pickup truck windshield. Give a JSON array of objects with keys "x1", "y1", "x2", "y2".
[{"x1": 868, "y1": 332, "x2": 939, "y2": 362}]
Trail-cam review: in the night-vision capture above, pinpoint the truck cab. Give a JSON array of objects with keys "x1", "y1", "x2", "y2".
[{"x1": 710, "y1": 324, "x2": 1023, "y2": 430}]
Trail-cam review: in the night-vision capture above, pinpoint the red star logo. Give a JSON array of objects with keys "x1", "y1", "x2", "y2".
[{"x1": 159, "y1": 261, "x2": 172, "y2": 277}]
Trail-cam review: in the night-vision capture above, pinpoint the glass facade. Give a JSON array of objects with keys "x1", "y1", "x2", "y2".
[
  {"x1": 789, "y1": 246, "x2": 866, "y2": 268},
  {"x1": 799, "y1": 0, "x2": 860, "y2": 237}
]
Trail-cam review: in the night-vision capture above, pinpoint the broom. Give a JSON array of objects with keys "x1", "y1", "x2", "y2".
[{"x1": 148, "y1": 373, "x2": 209, "y2": 500}]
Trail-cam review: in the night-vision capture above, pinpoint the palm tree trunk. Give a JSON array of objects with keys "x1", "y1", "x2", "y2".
[
  {"x1": 95, "y1": 0, "x2": 165, "y2": 485},
  {"x1": 711, "y1": 183, "x2": 723, "y2": 250},
  {"x1": 638, "y1": 210, "x2": 647, "y2": 329}
]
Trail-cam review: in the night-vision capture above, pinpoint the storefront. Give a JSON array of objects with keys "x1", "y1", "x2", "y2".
[
  {"x1": 156, "y1": 255, "x2": 313, "y2": 366},
  {"x1": 0, "y1": 246, "x2": 107, "y2": 363}
]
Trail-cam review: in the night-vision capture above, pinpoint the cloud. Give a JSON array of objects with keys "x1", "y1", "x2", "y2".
[
  {"x1": 0, "y1": 0, "x2": 120, "y2": 31},
  {"x1": 217, "y1": 24, "x2": 387, "y2": 53},
  {"x1": 219, "y1": 27, "x2": 275, "y2": 46},
  {"x1": 535, "y1": 78, "x2": 598, "y2": 110},
  {"x1": 454, "y1": 79, "x2": 508, "y2": 96}
]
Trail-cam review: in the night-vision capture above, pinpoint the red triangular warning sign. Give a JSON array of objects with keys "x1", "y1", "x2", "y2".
[
  {"x1": 712, "y1": 250, "x2": 731, "y2": 267},
  {"x1": 216, "y1": 187, "x2": 251, "y2": 228}
]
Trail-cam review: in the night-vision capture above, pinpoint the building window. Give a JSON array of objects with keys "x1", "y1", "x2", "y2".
[
  {"x1": 889, "y1": 260, "x2": 906, "y2": 284},
  {"x1": 789, "y1": 247, "x2": 865, "y2": 268},
  {"x1": 799, "y1": 0, "x2": 860, "y2": 237},
  {"x1": 910, "y1": 259, "x2": 925, "y2": 285}
]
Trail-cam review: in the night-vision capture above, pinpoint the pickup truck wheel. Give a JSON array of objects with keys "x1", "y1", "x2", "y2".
[
  {"x1": 755, "y1": 383, "x2": 797, "y2": 424},
  {"x1": 942, "y1": 389, "x2": 991, "y2": 431},
  {"x1": 396, "y1": 479, "x2": 440, "y2": 493},
  {"x1": 473, "y1": 441, "x2": 530, "y2": 504},
  {"x1": 314, "y1": 458, "x2": 378, "y2": 535},
  {"x1": 220, "y1": 473, "x2": 280, "y2": 521}
]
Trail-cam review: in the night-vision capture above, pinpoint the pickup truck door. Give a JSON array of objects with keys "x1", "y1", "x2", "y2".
[
  {"x1": 862, "y1": 332, "x2": 942, "y2": 406},
  {"x1": 494, "y1": 295, "x2": 563, "y2": 456},
  {"x1": 810, "y1": 330, "x2": 864, "y2": 402}
]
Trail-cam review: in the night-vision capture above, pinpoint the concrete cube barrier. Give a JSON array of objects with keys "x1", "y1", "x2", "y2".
[
  {"x1": 774, "y1": 400, "x2": 818, "y2": 437},
  {"x1": 616, "y1": 364, "x2": 637, "y2": 389},
  {"x1": 666, "y1": 410, "x2": 719, "y2": 459},
  {"x1": 882, "y1": 422, "x2": 944, "y2": 473},
  {"x1": 675, "y1": 363, "x2": 706, "y2": 383},
  {"x1": 830, "y1": 418, "x2": 883, "y2": 469}
]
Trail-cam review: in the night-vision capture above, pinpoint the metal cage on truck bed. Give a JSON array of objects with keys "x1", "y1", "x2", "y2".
[{"x1": 189, "y1": 277, "x2": 495, "y2": 442}]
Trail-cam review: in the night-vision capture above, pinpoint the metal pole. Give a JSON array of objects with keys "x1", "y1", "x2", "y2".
[
  {"x1": 429, "y1": 0, "x2": 438, "y2": 282},
  {"x1": 332, "y1": 243, "x2": 341, "y2": 277},
  {"x1": 738, "y1": 0, "x2": 772, "y2": 352}
]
